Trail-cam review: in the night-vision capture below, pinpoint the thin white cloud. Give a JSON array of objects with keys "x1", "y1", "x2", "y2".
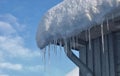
[
  {"x1": 66, "y1": 67, "x2": 79, "y2": 76},
  {"x1": 0, "y1": 74, "x2": 9, "y2": 76},
  {"x1": 0, "y1": 21, "x2": 16, "y2": 35},
  {"x1": 0, "y1": 14, "x2": 26, "y2": 32},
  {"x1": 0, "y1": 62, "x2": 23, "y2": 71},
  {"x1": 24, "y1": 65, "x2": 44, "y2": 72},
  {"x1": 0, "y1": 14, "x2": 17, "y2": 23},
  {"x1": 0, "y1": 36, "x2": 40, "y2": 58},
  {"x1": 0, "y1": 62, "x2": 44, "y2": 73}
]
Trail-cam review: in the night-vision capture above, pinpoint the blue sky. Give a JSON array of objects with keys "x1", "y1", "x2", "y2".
[{"x1": 0, "y1": 0, "x2": 76, "y2": 76}]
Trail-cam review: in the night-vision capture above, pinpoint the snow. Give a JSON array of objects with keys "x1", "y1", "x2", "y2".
[{"x1": 36, "y1": 0, "x2": 120, "y2": 49}]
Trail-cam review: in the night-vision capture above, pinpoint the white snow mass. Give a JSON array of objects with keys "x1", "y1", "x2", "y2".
[{"x1": 36, "y1": 0, "x2": 120, "y2": 49}]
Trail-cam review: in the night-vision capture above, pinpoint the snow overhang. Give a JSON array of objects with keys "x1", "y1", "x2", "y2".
[{"x1": 36, "y1": 0, "x2": 120, "y2": 49}]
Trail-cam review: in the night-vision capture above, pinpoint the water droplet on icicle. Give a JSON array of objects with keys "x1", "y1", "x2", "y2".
[{"x1": 101, "y1": 23, "x2": 105, "y2": 53}]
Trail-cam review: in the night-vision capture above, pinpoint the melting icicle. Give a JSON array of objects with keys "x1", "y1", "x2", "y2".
[
  {"x1": 106, "y1": 19, "x2": 110, "y2": 31},
  {"x1": 60, "y1": 41, "x2": 62, "y2": 51},
  {"x1": 76, "y1": 36, "x2": 78, "y2": 46},
  {"x1": 53, "y1": 39, "x2": 58, "y2": 56},
  {"x1": 48, "y1": 42, "x2": 51, "y2": 64},
  {"x1": 55, "y1": 40, "x2": 57, "y2": 55},
  {"x1": 116, "y1": 0, "x2": 120, "y2": 7},
  {"x1": 112, "y1": 14, "x2": 114, "y2": 22},
  {"x1": 44, "y1": 47, "x2": 47, "y2": 63},
  {"x1": 85, "y1": 30, "x2": 88, "y2": 42},
  {"x1": 75, "y1": 36, "x2": 78, "y2": 49},
  {"x1": 101, "y1": 23, "x2": 105, "y2": 53},
  {"x1": 59, "y1": 41, "x2": 62, "y2": 57},
  {"x1": 64, "y1": 39, "x2": 68, "y2": 54},
  {"x1": 53, "y1": 40, "x2": 56, "y2": 55},
  {"x1": 41, "y1": 49, "x2": 44, "y2": 62},
  {"x1": 69, "y1": 38, "x2": 72, "y2": 50},
  {"x1": 72, "y1": 37, "x2": 76, "y2": 49},
  {"x1": 43, "y1": 47, "x2": 47, "y2": 71},
  {"x1": 88, "y1": 29, "x2": 91, "y2": 51}
]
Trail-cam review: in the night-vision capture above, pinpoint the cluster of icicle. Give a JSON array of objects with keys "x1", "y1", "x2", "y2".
[{"x1": 41, "y1": 19, "x2": 112, "y2": 65}]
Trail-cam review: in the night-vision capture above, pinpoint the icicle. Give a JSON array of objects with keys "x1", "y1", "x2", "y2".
[
  {"x1": 74, "y1": 37, "x2": 76, "y2": 49},
  {"x1": 88, "y1": 29, "x2": 91, "y2": 51},
  {"x1": 116, "y1": 0, "x2": 119, "y2": 7},
  {"x1": 75, "y1": 36, "x2": 78, "y2": 49},
  {"x1": 53, "y1": 40, "x2": 56, "y2": 55},
  {"x1": 48, "y1": 42, "x2": 51, "y2": 64},
  {"x1": 69, "y1": 38, "x2": 72, "y2": 50},
  {"x1": 101, "y1": 23, "x2": 105, "y2": 53},
  {"x1": 43, "y1": 47, "x2": 46, "y2": 63},
  {"x1": 64, "y1": 39, "x2": 68, "y2": 54},
  {"x1": 106, "y1": 19, "x2": 110, "y2": 31},
  {"x1": 55, "y1": 40, "x2": 57, "y2": 55},
  {"x1": 112, "y1": 14, "x2": 114, "y2": 22},
  {"x1": 59, "y1": 40, "x2": 62, "y2": 57},
  {"x1": 43, "y1": 47, "x2": 46, "y2": 71},
  {"x1": 72, "y1": 37, "x2": 76, "y2": 49},
  {"x1": 60, "y1": 41, "x2": 62, "y2": 51},
  {"x1": 41, "y1": 49, "x2": 44, "y2": 62},
  {"x1": 85, "y1": 30, "x2": 88, "y2": 43}
]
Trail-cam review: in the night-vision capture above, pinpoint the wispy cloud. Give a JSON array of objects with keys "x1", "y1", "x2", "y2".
[
  {"x1": 0, "y1": 62, "x2": 23, "y2": 71},
  {"x1": 0, "y1": 13, "x2": 44, "y2": 76},
  {"x1": 24, "y1": 65, "x2": 44, "y2": 72},
  {"x1": 0, "y1": 14, "x2": 26, "y2": 32},
  {"x1": 0, "y1": 36, "x2": 40, "y2": 58},
  {"x1": 0, "y1": 14, "x2": 41, "y2": 59},
  {"x1": 0, "y1": 62, "x2": 44, "y2": 73},
  {"x1": 0, "y1": 21, "x2": 16, "y2": 35},
  {"x1": 0, "y1": 74, "x2": 9, "y2": 76}
]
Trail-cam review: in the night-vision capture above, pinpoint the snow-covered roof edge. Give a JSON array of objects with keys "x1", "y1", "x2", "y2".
[{"x1": 36, "y1": 0, "x2": 120, "y2": 49}]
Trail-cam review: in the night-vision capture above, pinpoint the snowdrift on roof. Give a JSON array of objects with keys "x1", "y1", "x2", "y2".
[{"x1": 36, "y1": 0, "x2": 120, "y2": 49}]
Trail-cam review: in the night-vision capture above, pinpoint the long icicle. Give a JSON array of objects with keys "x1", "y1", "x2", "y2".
[
  {"x1": 53, "y1": 40, "x2": 56, "y2": 55},
  {"x1": 64, "y1": 39, "x2": 68, "y2": 54},
  {"x1": 41, "y1": 49, "x2": 44, "y2": 62},
  {"x1": 106, "y1": 19, "x2": 110, "y2": 31},
  {"x1": 48, "y1": 42, "x2": 51, "y2": 64},
  {"x1": 55, "y1": 40, "x2": 57, "y2": 55},
  {"x1": 43, "y1": 47, "x2": 46, "y2": 71},
  {"x1": 85, "y1": 30, "x2": 88, "y2": 41},
  {"x1": 76, "y1": 36, "x2": 78, "y2": 49},
  {"x1": 44, "y1": 47, "x2": 46, "y2": 64},
  {"x1": 73, "y1": 37, "x2": 75, "y2": 49},
  {"x1": 88, "y1": 29, "x2": 91, "y2": 51},
  {"x1": 59, "y1": 40, "x2": 62, "y2": 57},
  {"x1": 101, "y1": 22, "x2": 105, "y2": 53}
]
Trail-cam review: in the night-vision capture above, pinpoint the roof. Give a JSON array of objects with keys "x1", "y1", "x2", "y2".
[{"x1": 36, "y1": 0, "x2": 120, "y2": 49}]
